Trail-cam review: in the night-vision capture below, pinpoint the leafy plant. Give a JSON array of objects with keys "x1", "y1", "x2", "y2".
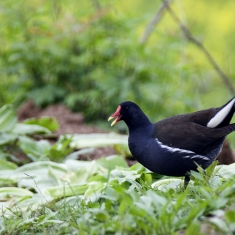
[
  {"x1": 1, "y1": 155, "x2": 235, "y2": 234},
  {"x1": 0, "y1": 104, "x2": 61, "y2": 163},
  {"x1": 0, "y1": 0, "x2": 214, "y2": 123},
  {"x1": 0, "y1": 104, "x2": 235, "y2": 234}
]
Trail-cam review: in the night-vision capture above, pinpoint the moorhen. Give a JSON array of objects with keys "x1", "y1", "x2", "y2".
[{"x1": 108, "y1": 98, "x2": 235, "y2": 187}]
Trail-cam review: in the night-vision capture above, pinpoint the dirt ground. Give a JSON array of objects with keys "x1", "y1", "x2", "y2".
[{"x1": 17, "y1": 100, "x2": 235, "y2": 165}]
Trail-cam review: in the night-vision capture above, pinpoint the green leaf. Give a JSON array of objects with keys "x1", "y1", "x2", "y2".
[
  {"x1": 206, "y1": 160, "x2": 219, "y2": 177},
  {"x1": 65, "y1": 148, "x2": 95, "y2": 160},
  {"x1": 216, "y1": 163, "x2": 235, "y2": 179},
  {"x1": 129, "y1": 206, "x2": 146, "y2": 218},
  {"x1": 119, "y1": 200, "x2": 128, "y2": 215},
  {"x1": 109, "y1": 168, "x2": 142, "y2": 184},
  {"x1": 97, "y1": 155, "x2": 128, "y2": 170},
  {"x1": 85, "y1": 182, "x2": 106, "y2": 199},
  {"x1": 113, "y1": 144, "x2": 132, "y2": 157},
  {"x1": 47, "y1": 136, "x2": 73, "y2": 161},
  {"x1": 0, "y1": 217, "x2": 5, "y2": 234},
  {"x1": 0, "y1": 187, "x2": 33, "y2": 199},
  {"x1": 0, "y1": 167, "x2": 17, "y2": 186},
  {"x1": 0, "y1": 133, "x2": 18, "y2": 145},
  {"x1": 13, "y1": 161, "x2": 69, "y2": 191},
  {"x1": 0, "y1": 159, "x2": 17, "y2": 170},
  {"x1": 225, "y1": 210, "x2": 235, "y2": 222},
  {"x1": 225, "y1": 210, "x2": 235, "y2": 232},
  {"x1": 43, "y1": 183, "x2": 88, "y2": 199},
  {"x1": 152, "y1": 178, "x2": 184, "y2": 191},
  {"x1": 18, "y1": 136, "x2": 51, "y2": 161},
  {"x1": 65, "y1": 160, "x2": 107, "y2": 184},
  {"x1": 190, "y1": 171, "x2": 204, "y2": 181},
  {"x1": 0, "y1": 152, "x2": 20, "y2": 163},
  {"x1": 68, "y1": 133, "x2": 128, "y2": 149},
  {"x1": 0, "y1": 104, "x2": 17, "y2": 132},
  {"x1": 12, "y1": 123, "x2": 51, "y2": 135},
  {"x1": 185, "y1": 201, "x2": 207, "y2": 224},
  {"x1": 140, "y1": 172, "x2": 152, "y2": 185},
  {"x1": 0, "y1": 177, "x2": 16, "y2": 187},
  {"x1": 130, "y1": 163, "x2": 146, "y2": 172},
  {"x1": 209, "y1": 217, "x2": 229, "y2": 233},
  {"x1": 88, "y1": 208, "x2": 109, "y2": 222},
  {"x1": 1, "y1": 194, "x2": 47, "y2": 217},
  {"x1": 185, "y1": 221, "x2": 202, "y2": 235},
  {"x1": 23, "y1": 116, "x2": 59, "y2": 132}
]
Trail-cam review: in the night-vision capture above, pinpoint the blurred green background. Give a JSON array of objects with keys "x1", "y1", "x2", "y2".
[{"x1": 0, "y1": 0, "x2": 235, "y2": 125}]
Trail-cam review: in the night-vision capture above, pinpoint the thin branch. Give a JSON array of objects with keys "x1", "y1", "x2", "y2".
[
  {"x1": 139, "y1": 0, "x2": 172, "y2": 45},
  {"x1": 165, "y1": 2, "x2": 235, "y2": 95}
]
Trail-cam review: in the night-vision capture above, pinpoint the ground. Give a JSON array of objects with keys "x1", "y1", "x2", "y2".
[{"x1": 17, "y1": 100, "x2": 235, "y2": 165}]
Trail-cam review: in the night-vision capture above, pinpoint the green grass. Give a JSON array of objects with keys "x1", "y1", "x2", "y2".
[
  {"x1": 2, "y1": 162, "x2": 235, "y2": 235},
  {"x1": 1, "y1": 105, "x2": 235, "y2": 234}
]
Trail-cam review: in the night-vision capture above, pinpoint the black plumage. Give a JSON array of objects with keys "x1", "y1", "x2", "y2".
[{"x1": 108, "y1": 97, "x2": 235, "y2": 187}]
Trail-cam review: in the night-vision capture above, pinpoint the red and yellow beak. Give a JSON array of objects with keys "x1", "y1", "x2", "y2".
[{"x1": 108, "y1": 105, "x2": 122, "y2": 126}]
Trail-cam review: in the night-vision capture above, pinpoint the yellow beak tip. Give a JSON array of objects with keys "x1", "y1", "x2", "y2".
[
  {"x1": 111, "y1": 120, "x2": 117, "y2": 126},
  {"x1": 108, "y1": 116, "x2": 114, "y2": 122}
]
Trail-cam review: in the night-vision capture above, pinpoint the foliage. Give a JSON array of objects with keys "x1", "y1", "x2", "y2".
[
  {"x1": 0, "y1": 8, "x2": 187, "y2": 122},
  {"x1": 1, "y1": 0, "x2": 235, "y2": 125},
  {"x1": 1, "y1": 1, "x2": 235, "y2": 232},
  {"x1": 0, "y1": 104, "x2": 235, "y2": 234},
  {"x1": 2, "y1": 154, "x2": 235, "y2": 234},
  {"x1": 0, "y1": 104, "x2": 72, "y2": 163},
  {"x1": 0, "y1": 104, "x2": 131, "y2": 163}
]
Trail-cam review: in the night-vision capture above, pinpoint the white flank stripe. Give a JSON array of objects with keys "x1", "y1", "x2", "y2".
[
  {"x1": 183, "y1": 155, "x2": 209, "y2": 161},
  {"x1": 156, "y1": 139, "x2": 194, "y2": 154},
  {"x1": 207, "y1": 98, "x2": 235, "y2": 128},
  {"x1": 183, "y1": 156, "x2": 191, "y2": 158},
  {"x1": 156, "y1": 139, "x2": 210, "y2": 161},
  {"x1": 191, "y1": 155, "x2": 210, "y2": 161}
]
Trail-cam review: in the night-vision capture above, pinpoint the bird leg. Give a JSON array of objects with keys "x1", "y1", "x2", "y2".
[{"x1": 184, "y1": 173, "x2": 190, "y2": 189}]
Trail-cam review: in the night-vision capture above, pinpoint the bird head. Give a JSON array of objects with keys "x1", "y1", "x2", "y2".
[{"x1": 108, "y1": 101, "x2": 145, "y2": 126}]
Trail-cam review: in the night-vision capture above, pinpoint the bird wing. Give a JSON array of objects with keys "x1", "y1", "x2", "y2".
[{"x1": 154, "y1": 117, "x2": 235, "y2": 154}]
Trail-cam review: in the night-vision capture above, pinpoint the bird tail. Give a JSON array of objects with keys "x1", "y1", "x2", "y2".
[
  {"x1": 207, "y1": 97, "x2": 235, "y2": 128},
  {"x1": 222, "y1": 122, "x2": 235, "y2": 136}
]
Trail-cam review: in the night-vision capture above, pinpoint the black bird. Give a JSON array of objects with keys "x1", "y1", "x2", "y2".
[{"x1": 108, "y1": 98, "x2": 235, "y2": 187}]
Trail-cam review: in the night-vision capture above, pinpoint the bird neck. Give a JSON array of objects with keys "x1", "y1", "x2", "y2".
[{"x1": 124, "y1": 112, "x2": 152, "y2": 133}]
